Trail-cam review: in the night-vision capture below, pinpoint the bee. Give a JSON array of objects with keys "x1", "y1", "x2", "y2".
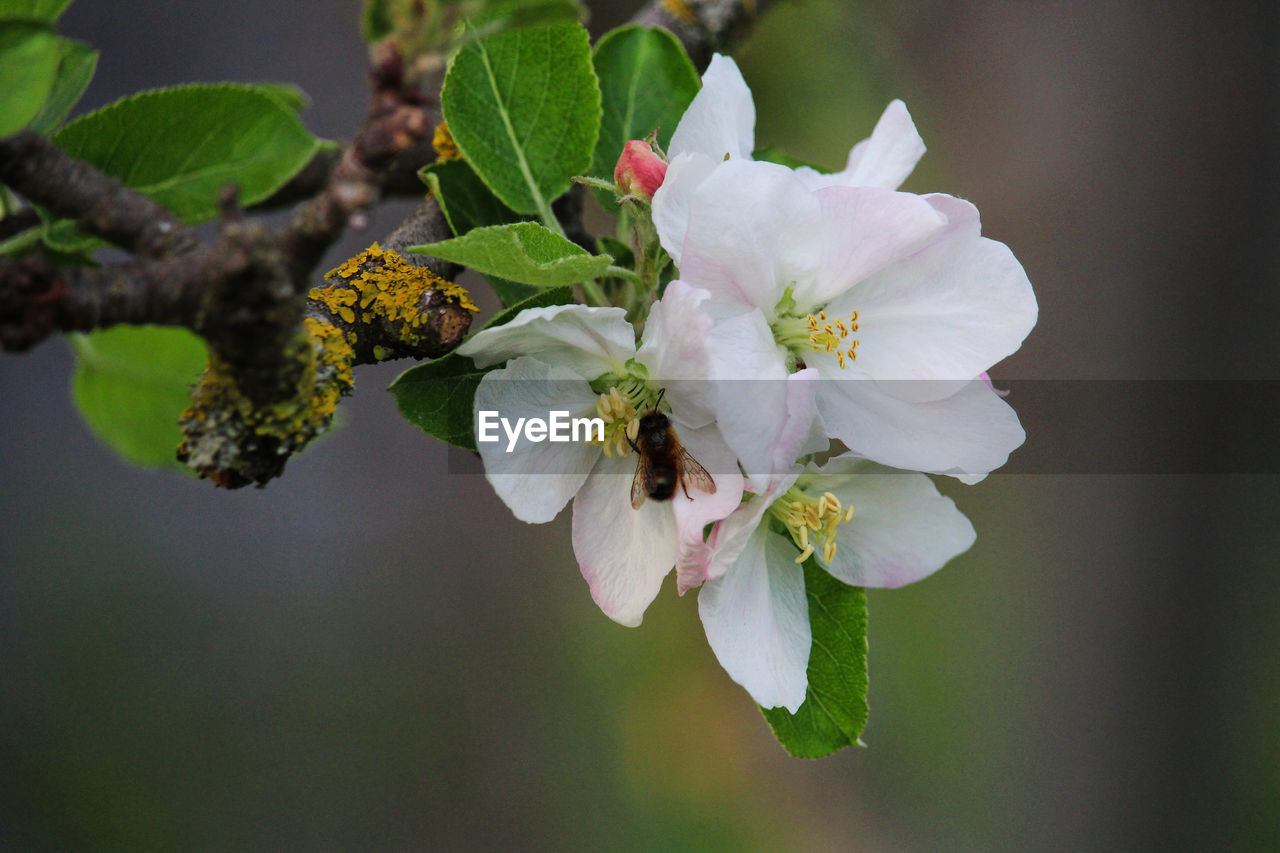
[{"x1": 627, "y1": 389, "x2": 717, "y2": 509}]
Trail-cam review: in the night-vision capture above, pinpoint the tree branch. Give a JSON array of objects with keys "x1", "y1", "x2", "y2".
[
  {"x1": 632, "y1": 0, "x2": 776, "y2": 70},
  {"x1": 0, "y1": 131, "x2": 196, "y2": 258},
  {"x1": 2, "y1": 0, "x2": 776, "y2": 488}
]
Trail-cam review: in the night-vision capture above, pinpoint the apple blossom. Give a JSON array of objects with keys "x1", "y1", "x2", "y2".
[
  {"x1": 661, "y1": 160, "x2": 1036, "y2": 483},
  {"x1": 652, "y1": 53, "x2": 927, "y2": 268},
  {"x1": 696, "y1": 457, "x2": 976, "y2": 712},
  {"x1": 456, "y1": 282, "x2": 749, "y2": 627},
  {"x1": 644, "y1": 52, "x2": 1037, "y2": 484}
]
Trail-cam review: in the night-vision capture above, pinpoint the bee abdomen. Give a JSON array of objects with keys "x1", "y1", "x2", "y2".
[{"x1": 649, "y1": 465, "x2": 678, "y2": 501}]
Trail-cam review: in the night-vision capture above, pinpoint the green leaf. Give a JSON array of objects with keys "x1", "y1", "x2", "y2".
[
  {"x1": 761, "y1": 561, "x2": 869, "y2": 758},
  {"x1": 25, "y1": 37, "x2": 96, "y2": 134},
  {"x1": 39, "y1": 214, "x2": 100, "y2": 253},
  {"x1": 0, "y1": 0, "x2": 73, "y2": 21},
  {"x1": 487, "y1": 276, "x2": 539, "y2": 306},
  {"x1": 52, "y1": 84, "x2": 321, "y2": 224},
  {"x1": 463, "y1": 0, "x2": 583, "y2": 36},
  {"x1": 249, "y1": 82, "x2": 311, "y2": 114},
  {"x1": 421, "y1": 159, "x2": 539, "y2": 306},
  {"x1": 409, "y1": 220, "x2": 611, "y2": 286},
  {"x1": 69, "y1": 326, "x2": 209, "y2": 469},
  {"x1": 589, "y1": 25, "x2": 698, "y2": 205},
  {"x1": 0, "y1": 22, "x2": 62, "y2": 137},
  {"x1": 388, "y1": 285, "x2": 573, "y2": 450},
  {"x1": 421, "y1": 158, "x2": 529, "y2": 237},
  {"x1": 441, "y1": 21, "x2": 600, "y2": 222}
]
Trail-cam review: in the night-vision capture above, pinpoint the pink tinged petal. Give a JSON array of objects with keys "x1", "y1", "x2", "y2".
[
  {"x1": 923, "y1": 192, "x2": 982, "y2": 241},
  {"x1": 572, "y1": 453, "x2": 678, "y2": 627},
  {"x1": 797, "y1": 186, "x2": 948, "y2": 309},
  {"x1": 456, "y1": 304, "x2": 635, "y2": 381},
  {"x1": 702, "y1": 468, "x2": 801, "y2": 584},
  {"x1": 824, "y1": 231, "x2": 1038, "y2": 396},
  {"x1": 474, "y1": 357, "x2": 602, "y2": 523},
  {"x1": 699, "y1": 526, "x2": 811, "y2": 713},
  {"x1": 704, "y1": 310, "x2": 798, "y2": 488},
  {"x1": 637, "y1": 280, "x2": 715, "y2": 428},
  {"x1": 817, "y1": 378, "x2": 1026, "y2": 479},
  {"x1": 815, "y1": 459, "x2": 976, "y2": 588},
  {"x1": 668, "y1": 422, "x2": 746, "y2": 594},
  {"x1": 669, "y1": 53, "x2": 755, "y2": 161},
  {"x1": 651, "y1": 152, "x2": 719, "y2": 265},
  {"x1": 680, "y1": 160, "x2": 822, "y2": 319},
  {"x1": 718, "y1": 366, "x2": 821, "y2": 494}
]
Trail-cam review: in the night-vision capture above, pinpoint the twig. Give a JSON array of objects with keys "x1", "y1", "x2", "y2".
[
  {"x1": 632, "y1": 0, "x2": 776, "y2": 70},
  {"x1": 0, "y1": 130, "x2": 196, "y2": 258}
]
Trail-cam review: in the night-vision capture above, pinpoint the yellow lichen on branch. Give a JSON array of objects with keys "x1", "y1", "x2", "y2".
[
  {"x1": 178, "y1": 318, "x2": 354, "y2": 488},
  {"x1": 661, "y1": 0, "x2": 699, "y2": 25},
  {"x1": 432, "y1": 121, "x2": 461, "y2": 163},
  {"x1": 312, "y1": 242, "x2": 476, "y2": 359}
]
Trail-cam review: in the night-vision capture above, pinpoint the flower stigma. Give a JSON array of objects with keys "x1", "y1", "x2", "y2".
[{"x1": 767, "y1": 486, "x2": 856, "y2": 564}]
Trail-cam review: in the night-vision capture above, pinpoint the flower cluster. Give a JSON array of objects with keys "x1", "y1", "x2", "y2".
[{"x1": 460, "y1": 55, "x2": 1037, "y2": 713}]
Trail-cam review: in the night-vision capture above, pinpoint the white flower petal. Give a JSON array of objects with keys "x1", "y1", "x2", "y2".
[
  {"x1": 795, "y1": 186, "x2": 948, "y2": 309},
  {"x1": 704, "y1": 310, "x2": 818, "y2": 488},
  {"x1": 680, "y1": 160, "x2": 822, "y2": 318},
  {"x1": 824, "y1": 231, "x2": 1038, "y2": 393},
  {"x1": 924, "y1": 192, "x2": 982, "y2": 241},
  {"x1": 668, "y1": 422, "x2": 747, "y2": 594},
  {"x1": 817, "y1": 378, "x2": 1026, "y2": 479},
  {"x1": 840, "y1": 99, "x2": 927, "y2": 189},
  {"x1": 572, "y1": 452, "x2": 678, "y2": 627},
  {"x1": 457, "y1": 304, "x2": 635, "y2": 380},
  {"x1": 699, "y1": 525, "x2": 810, "y2": 712},
  {"x1": 701, "y1": 467, "x2": 801, "y2": 584},
  {"x1": 474, "y1": 357, "x2": 602, "y2": 523},
  {"x1": 637, "y1": 280, "x2": 715, "y2": 428},
  {"x1": 669, "y1": 53, "x2": 755, "y2": 161},
  {"x1": 652, "y1": 152, "x2": 719, "y2": 265},
  {"x1": 815, "y1": 459, "x2": 976, "y2": 588}
]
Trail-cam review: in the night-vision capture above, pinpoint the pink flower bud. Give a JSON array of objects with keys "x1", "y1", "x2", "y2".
[{"x1": 613, "y1": 140, "x2": 667, "y2": 202}]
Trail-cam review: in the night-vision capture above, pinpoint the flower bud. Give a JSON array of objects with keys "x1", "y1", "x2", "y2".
[{"x1": 613, "y1": 140, "x2": 667, "y2": 202}]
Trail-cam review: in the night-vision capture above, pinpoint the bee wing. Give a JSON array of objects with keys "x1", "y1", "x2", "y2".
[
  {"x1": 630, "y1": 456, "x2": 649, "y2": 509},
  {"x1": 676, "y1": 448, "x2": 717, "y2": 496}
]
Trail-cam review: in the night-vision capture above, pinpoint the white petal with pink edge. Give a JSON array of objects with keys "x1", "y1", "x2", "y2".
[
  {"x1": 699, "y1": 525, "x2": 810, "y2": 713},
  {"x1": 816, "y1": 378, "x2": 1026, "y2": 480},
  {"x1": 637, "y1": 280, "x2": 716, "y2": 428},
  {"x1": 668, "y1": 422, "x2": 747, "y2": 594},
  {"x1": 813, "y1": 458, "x2": 976, "y2": 588},
  {"x1": 572, "y1": 452, "x2": 678, "y2": 627},
  {"x1": 822, "y1": 232, "x2": 1037, "y2": 394},
  {"x1": 678, "y1": 160, "x2": 822, "y2": 319}
]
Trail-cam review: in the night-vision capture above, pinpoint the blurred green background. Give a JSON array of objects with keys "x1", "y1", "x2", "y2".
[{"x1": 2, "y1": 0, "x2": 1278, "y2": 848}]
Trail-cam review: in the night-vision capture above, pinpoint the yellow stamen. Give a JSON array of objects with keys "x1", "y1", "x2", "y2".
[
  {"x1": 588, "y1": 386, "x2": 639, "y2": 458},
  {"x1": 805, "y1": 308, "x2": 861, "y2": 368},
  {"x1": 771, "y1": 487, "x2": 856, "y2": 564}
]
